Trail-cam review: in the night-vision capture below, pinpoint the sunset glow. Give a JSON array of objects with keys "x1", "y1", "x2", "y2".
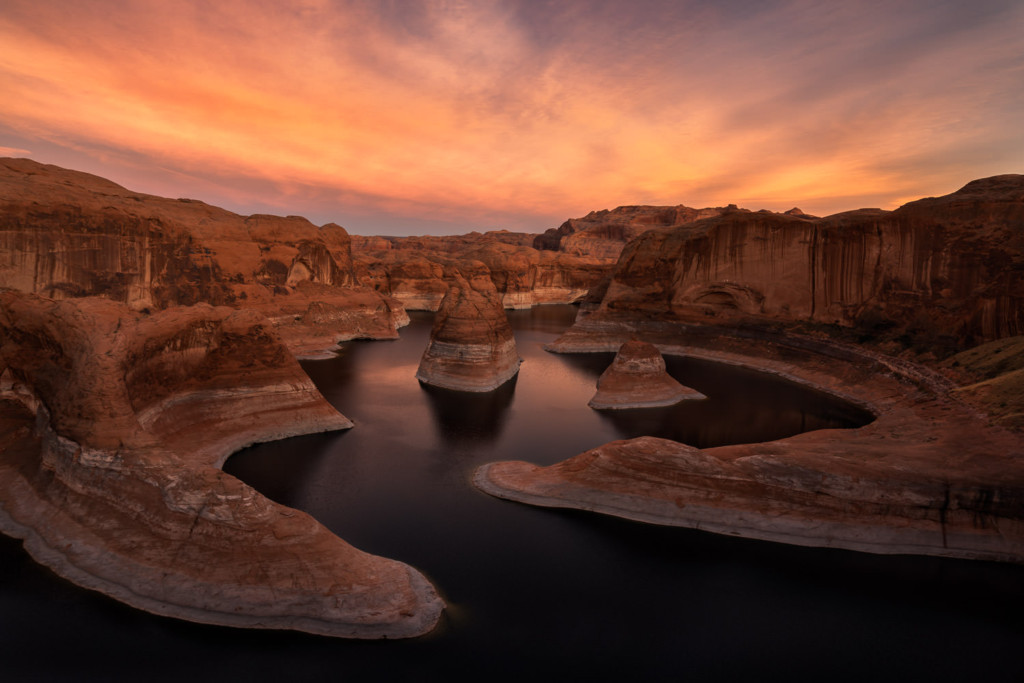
[{"x1": 1, "y1": 0, "x2": 1022, "y2": 234}]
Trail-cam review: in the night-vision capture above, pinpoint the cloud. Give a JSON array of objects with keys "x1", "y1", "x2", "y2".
[
  {"x1": 0, "y1": 0, "x2": 1021, "y2": 232},
  {"x1": 0, "y1": 146, "x2": 31, "y2": 156}
]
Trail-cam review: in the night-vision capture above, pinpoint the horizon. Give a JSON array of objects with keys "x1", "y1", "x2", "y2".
[{"x1": 1, "y1": 1, "x2": 1022, "y2": 236}]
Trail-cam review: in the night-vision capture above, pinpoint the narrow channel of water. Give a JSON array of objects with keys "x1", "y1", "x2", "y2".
[{"x1": 2, "y1": 305, "x2": 1021, "y2": 682}]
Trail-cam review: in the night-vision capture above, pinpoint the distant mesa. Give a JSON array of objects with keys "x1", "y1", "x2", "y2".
[
  {"x1": 589, "y1": 341, "x2": 706, "y2": 409},
  {"x1": 415, "y1": 273, "x2": 521, "y2": 392}
]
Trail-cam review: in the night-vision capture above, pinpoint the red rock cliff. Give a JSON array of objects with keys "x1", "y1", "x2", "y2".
[
  {"x1": 0, "y1": 291, "x2": 443, "y2": 637},
  {"x1": 593, "y1": 176, "x2": 1024, "y2": 347}
]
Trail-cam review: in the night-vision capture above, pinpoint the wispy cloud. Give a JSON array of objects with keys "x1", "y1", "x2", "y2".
[{"x1": 0, "y1": 0, "x2": 1021, "y2": 232}]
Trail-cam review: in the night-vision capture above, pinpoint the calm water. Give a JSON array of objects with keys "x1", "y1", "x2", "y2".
[{"x1": 2, "y1": 306, "x2": 1022, "y2": 682}]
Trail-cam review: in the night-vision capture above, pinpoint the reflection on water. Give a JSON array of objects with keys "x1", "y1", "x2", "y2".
[
  {"x1": 421, "y1": 377, "x2": 518, "y2": 447},
  {"x1": 3, "y1": 305, "x2": 1022, "y2": 682}
]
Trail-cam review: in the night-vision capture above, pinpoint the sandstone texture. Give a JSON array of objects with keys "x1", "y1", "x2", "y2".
[
  {"x1": 534, "y1": 204, "x2": 730, "y2": 258},
  {"x1": 415, "y1": 274, "x2": 521, "y2": 392},
  {"x1": 948, "y1": 335, "x2": 1024, "y2": 430},
  {"x1": 0, "y1": 292, "x2": 443, "y2": 637},
  {"x1": 478, "y1": 321, "x2": 1024, "y2": 562},
  {"x1": 588, "y1": 340, "x2": 706, "y2": 409},
  {"x1": 0, "y1": 157, "x2": 407, "y2": 355},
  {"x1": 590, "y1": 176, "x2": 1024, "y2": 349},
  {"x1": 476, "y1": 176, "x2": 1024, "y2": 563},
  {"x1": 353, "y1": 236, "x2": 609, "y2": 311}
]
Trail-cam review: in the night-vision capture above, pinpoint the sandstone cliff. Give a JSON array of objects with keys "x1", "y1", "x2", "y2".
[
  {"x1": 588, "y1": 340, "x2": 706, "y2": 409},
  {"x1": 415, "y1": 274, "x2": 521, "y2": 392},
  {"x1": 585, "y1": 176, "x2": 1024, "y2": 349},
  {"x1": 0, "y1": 292, "x2": 443, "y2": 637},
  {"x1": 352, "y1": 238, "x2": 609, "y2": 311},
  {"x1": 534, "y1": 204, "x2": 730, "y2": 258},
  {"x1": 0, "y1": 158, "x2": 406, "y2": 354}
]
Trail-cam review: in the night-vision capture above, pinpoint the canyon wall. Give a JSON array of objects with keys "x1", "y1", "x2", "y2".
[
  {"x1": 591, "y1": 176, "x2": 1024, "y2": 348},
  {"x1": 0, "y1": 158, "x2": 406, "y2": 353},
  {"x1": 0, "y1": 291, "x2": 443, "y2": 637},
  {"x1": 352, "y1": 238, "x2": 610, "y2": 311},
  {"x1": 534, "y1": 204, "x2": 731, "y2": 258}
]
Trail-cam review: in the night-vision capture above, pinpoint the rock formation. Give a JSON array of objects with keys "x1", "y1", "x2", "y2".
[
  {"x1": 0, "y1": 291, "x2": 444, "y2": 638},
  {"x1": 580, "y1": 176, "x2": 1024, "y2": 349},
  {"x1": 588, "y1": 340, "x2": 706, "y2": 409},
  {"x1": 0, "y1": 157, "x2": 407, "y2": 355},
  {"x1": 352, "y1": 238, "x2": 609, "y2": 311},
  {"x1": 478, "y1": 324, "x2": 1024, "y2": 563},
  {"x1": 415, "y1": 274, "x2": 521, "y2": 391},
  {"x1": 534, "y1": 204, "x2": 730, "y2": 258},
  {"x1": 475, "y1": 176, "x2": 1024, "y2": 563}
]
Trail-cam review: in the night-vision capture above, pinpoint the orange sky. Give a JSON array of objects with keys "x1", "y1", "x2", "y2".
[{"x1": 1, "y1": 0, "x2": 1022, "y2": 235}]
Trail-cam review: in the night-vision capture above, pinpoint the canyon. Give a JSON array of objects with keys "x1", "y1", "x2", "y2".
[
  {"x1": 0, "y1": 291, "x2": 443, "y2": 637},
  {"x1": 476, "y1": 175, "x2": 1024, "y2": 563},
  {"x1": 1, "y1": 157, "x2": 1023, "y2": 642}
]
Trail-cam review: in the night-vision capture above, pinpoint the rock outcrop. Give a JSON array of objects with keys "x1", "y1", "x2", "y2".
[
  {"x1": 534, "y1": 204, "x2": 730, "y2": 258},
  {"x1": 0, "y1": 292, "x2": 443, "y2": 638},
  {"x1": 352, "y1": 239, "x2": 609, "y2": 311},
  {"x1": 478, "y1": 323, "x2": 1024, "y2": 563},
  {"x1": 588, "y1": 340, "x2": 706, "y2": 409},
  {"x1": 0, "y1": 157, "x2": 406, "y2": 354},
  {"x1": 586, "y1": 176, "x2": 1024, "y2": 349},
  {"x1": 415, "y1": 275, "x2": 521, "y2": 391},
  {"x1": 478, "y1": 176, "x2": 1024, "y2": 563}
]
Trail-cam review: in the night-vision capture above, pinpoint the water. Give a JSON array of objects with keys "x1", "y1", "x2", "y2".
[{"x1": 2, "y1": 306, "x2": 1022, "y2": 681}]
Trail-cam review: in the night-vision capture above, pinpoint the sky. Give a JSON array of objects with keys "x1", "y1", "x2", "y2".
[{"x1": 1, "y1": 0, "x2": 1022, "y2": 235}]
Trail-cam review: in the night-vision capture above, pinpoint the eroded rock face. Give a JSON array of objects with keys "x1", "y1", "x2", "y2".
[
  {"x1": 0, "y1": 292, "x2": 443, "y2": 638},
  {"x1": 591, "y1": 176, "x2": 1024, "y2": 348},
  {"x1": 589, "y1": 340, "x2": 706, "y2": 409},
  {"x1": 0, "y1": 158, "x2": 404, "y2": 354},
  {"x1": 479, "y1": 324, "x2": 1024, "y2": 563},
  {"x1": 352, "y1": 238, "x2": 609, "y2": 311},
  {"x1": 534, "y1": 204, "x2": 730, "y2": 258},
  {"x1": 415, "y1": 275, "x2": 521, "y2": 391}
]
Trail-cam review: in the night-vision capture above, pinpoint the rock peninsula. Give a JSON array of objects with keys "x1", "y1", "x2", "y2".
[
  {"x1": 478, "y1": 176, "x2": 1024, "y2": 563},
  {"x1": 416, "y1": 274, "x2": 521, "y2": 392},
  {"x1": 0, "y1": 291, "x2": 444, "y2": 638},
  {"x1": 588, "y1": 340, "x2": 706, "y2": 409}
]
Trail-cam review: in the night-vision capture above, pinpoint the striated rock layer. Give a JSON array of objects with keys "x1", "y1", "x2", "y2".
[
  {"x1": 590, "y1": 176, "x2": 1024, "y2": 348},
  {"x1": 0, "y1": 292, "x2": 443, "y2": 638},
  {"x1": 479, "y1": 321, "x2": 1024, "y2": 562},
  {"x1": 416, "y1": 275, "x2": 521, "y2": 392},
  {"x1": 534, "y1": 204, "x2": 731, "y2": 258},
  {"x1": 589, "y1": 340, "x2": 706, "y2": 409},
  {"x1": 353, "y1": 239, "x2": 610, "y2": 311},
  {"x1": 0, "y1": 157, "x2": 408, "y2": 355}
]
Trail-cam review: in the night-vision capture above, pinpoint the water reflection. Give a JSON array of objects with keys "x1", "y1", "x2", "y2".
[
  {"x1": 420, "y1": 375, "x2": 518, "y2": 448},
  {"x1": 6, "y1": 305, "x2": 1022, "y2": 681},
  {"x1": 593, "y1": 355, "x2": 873, "y2": 447}
]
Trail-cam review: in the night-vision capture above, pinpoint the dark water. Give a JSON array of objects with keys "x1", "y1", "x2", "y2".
[{"x1": 3, "y1": 306, "x2": 1023, "y2": 682}]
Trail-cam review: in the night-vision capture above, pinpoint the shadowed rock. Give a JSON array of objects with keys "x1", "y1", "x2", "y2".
[
  {"x1": 415, "y1": 275, "x2": 521, "y2": 392},
  {"x1": 478, "y1": 327, "x2": 1024, "y2": 563},
  {"x1": 0, "y1": 157, "x2": 407, "y2": 356},
  {"x1": 589, "y1": 340, "x2": 706, "y2": 409},
  {"x1": 0, "y1": 292, "x2": 443, "y2": 638}
]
